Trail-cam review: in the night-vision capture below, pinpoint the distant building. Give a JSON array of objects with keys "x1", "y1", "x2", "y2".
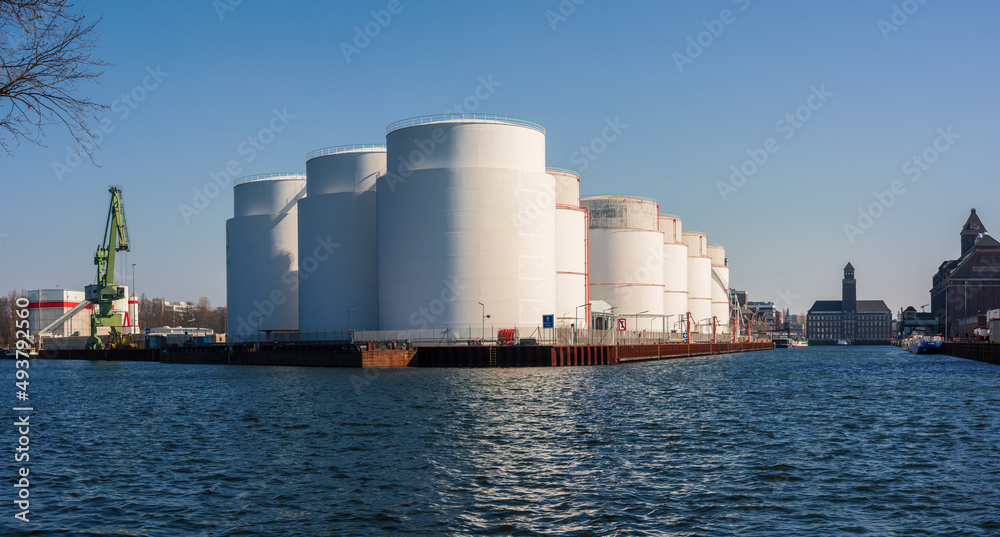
[
  {"x1": 153, "y1": 299, "x2": 193, "y2": 316},
  {"x1": 930, "y1": 209, "x2": 1000, "y2": 338},
  {"x1": 806, "y1": 263, "x2": 892, "y2": 344},
  {"x1": 27, "y1": 288, "x2": 136, "y2": 338},
  {"x1": 896, "y1": 306, "x2": 940, "y2": 337}
]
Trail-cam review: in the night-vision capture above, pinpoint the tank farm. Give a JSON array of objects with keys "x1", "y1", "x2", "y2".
[{"x1": 172, "y1": 114, "x2": 772, "y2": 367}]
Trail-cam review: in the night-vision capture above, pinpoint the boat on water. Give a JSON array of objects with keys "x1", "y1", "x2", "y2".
[
  {"x1": 791, "y1": 339, "x2": 808, "y2": 347},
  {"x1": 837, "y1": 339, "x2": 849, "y2": 345},
  {"x1": 3, "y1": 349, "x2": 36, "y2": 359},
  {"x1": 908, "y1": 334, "x2": 942, "y2": 354},
  {"x1": 774, "y1": 338, "x2": 792, "y2": 348}
]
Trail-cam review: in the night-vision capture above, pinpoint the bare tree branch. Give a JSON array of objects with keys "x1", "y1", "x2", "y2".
[{"x1": 0, "y1": 0, "x2": 109, "y2": 157}]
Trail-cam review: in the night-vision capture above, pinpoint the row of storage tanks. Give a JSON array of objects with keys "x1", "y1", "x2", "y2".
[{"x1": 226, "y1": 115, "x2": 732, "y2": 338}]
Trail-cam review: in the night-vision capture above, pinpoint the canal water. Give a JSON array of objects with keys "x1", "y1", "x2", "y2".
[{"x1": 8, "y1": 346, "x2": 1000, "y2": 535}]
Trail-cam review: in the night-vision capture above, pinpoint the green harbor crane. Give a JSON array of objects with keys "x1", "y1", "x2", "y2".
[{"x1": 85, "y1": 186, "x2": 131, "y2": 350}]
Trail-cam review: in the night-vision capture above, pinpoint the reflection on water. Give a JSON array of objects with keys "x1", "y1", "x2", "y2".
[{"x1": 19, "y1": 347, "x2": 1000, "y2": 535}]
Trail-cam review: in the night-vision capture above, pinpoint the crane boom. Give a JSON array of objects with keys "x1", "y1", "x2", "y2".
[{"x1": 85, "y1": 186, "x2": 131, "y2": 350}]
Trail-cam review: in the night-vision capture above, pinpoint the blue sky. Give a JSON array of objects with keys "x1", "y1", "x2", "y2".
[{"x1": 2, "y1": 0, "x2": 998, "y2": 316}]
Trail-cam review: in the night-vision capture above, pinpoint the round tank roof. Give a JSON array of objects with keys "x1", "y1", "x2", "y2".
[
  {"x1": 583, "y1": 194, "x2": 658, "y2": 204},
  {"x1": 306, "y1": 144, "x2": 386, "y2": 162},
  {"x1": 234, "y1": 173, "x2": 305, "y2": 187},
  {"x1": 386, "y1": 113, "x2": 545, "y2": 135},
  {"x1": 546, "y1": 167, "x2": 580, "y2": 178}
]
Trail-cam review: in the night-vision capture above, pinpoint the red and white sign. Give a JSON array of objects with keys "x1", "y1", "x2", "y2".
[{"x1": 618, "y1": 318, "x2": 626, "y2": 331}]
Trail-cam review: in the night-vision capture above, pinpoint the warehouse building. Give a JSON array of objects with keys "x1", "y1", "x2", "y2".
[{"x1": 930, "y1": 209, "x2": 1000, "y2": 338}]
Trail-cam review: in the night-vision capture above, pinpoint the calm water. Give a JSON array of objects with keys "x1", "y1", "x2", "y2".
[{"x1": 7, "y1": 346, "x2": 1000, "y2": 536}]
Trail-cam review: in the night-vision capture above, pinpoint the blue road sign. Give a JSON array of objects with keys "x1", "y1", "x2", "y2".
[
  {"x1": 682, "y1": 332, "x2": 689, "y2": 339},
  {"x1": 542, "y1": 314, "x2": 554, "y2": 328}
]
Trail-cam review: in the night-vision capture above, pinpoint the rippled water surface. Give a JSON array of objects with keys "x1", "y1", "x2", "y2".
[{"x1": 8, "y1": 346, "x2": 1000, "y2": 535}]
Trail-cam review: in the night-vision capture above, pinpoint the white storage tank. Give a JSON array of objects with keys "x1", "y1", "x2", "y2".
[
  {"x1": 658, "y1": 214, "x2": 688, "y2": 334},
  {"x1": 378, "y1": 114, "x2": 556, "y2": 337},
  {"x1": 581, "y1": 196, "x2": 665, "y2": 320},
  {"x1": 683, "y1": 230, "x2": 712, "y2": 334},
  {"x1": 227, "y1": 173, "x2": 306, "y2": 340},
  {"x1": 707, "y1": 243, "x2": 730, "y2": 334},
  {"x1": 550, "y1": 167, "x2": 588, "y2": 329},
  {"x1": 297, "y1": 145, "x2": 386, "y2": 337}
]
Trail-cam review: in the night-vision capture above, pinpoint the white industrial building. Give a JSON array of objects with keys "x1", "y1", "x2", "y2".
[
  {"x1": 225, "y1": 114, "x2": 734, "y2": 343},
  {"x1": 27, "y1": 288, "x2": 136, "y2": 339}
]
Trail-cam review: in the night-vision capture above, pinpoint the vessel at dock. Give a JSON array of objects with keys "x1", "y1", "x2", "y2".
[{"x1": 908, "y1": 334, "x2": 942, "y2": 354}]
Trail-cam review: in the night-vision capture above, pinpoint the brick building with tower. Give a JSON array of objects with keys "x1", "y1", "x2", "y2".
[
  {"x1": 806, "y1": 263, "x2": 892, "y2": 344},
  {"x1": 930, "y1": 209, "x2": 1000, "y2": 338}
]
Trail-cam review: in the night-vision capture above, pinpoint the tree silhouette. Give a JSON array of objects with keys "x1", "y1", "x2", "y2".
[{"x1": 0, "y1": 0, "x2": 108, "y2": 156}]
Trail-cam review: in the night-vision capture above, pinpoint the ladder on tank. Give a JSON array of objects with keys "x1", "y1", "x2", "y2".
[{"x1": 489, "y1": 346, "x2": 497, "y2": 366}]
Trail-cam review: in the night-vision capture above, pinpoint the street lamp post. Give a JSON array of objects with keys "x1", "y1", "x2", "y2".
[
  {"x1": 662, "y1": 314, "x2": 674, "y2": 343},
  {"x1": 347, "y1": 307, "x2": 360, "y2": 343},
  {"x1": 606, "y1": 306, "x2": 618, "y2": 345},
  {"x1": 132, "y1": 262, "x2": 137, "y2": 336},
  {"x1": 575, "y1": 302, "x2": 589, "y2": 345},
  {"x1": 635, "y1": 310, "x2": 648, "y2": 344},
  {"x1": 477, "y1": 302, "x2": 490, "y2": 344}
]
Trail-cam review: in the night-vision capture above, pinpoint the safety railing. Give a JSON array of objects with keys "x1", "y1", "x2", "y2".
[
  {"x1": 305, "y1": 144, "x2": 386, "y2": 161},
  {"x1": 545, "y1": 166, "x2": 580, "y2": 177},
  {"x1": 386, "y1": 114, "x2": 546, "y2": 135},
  {"x1": 225, "y1": 327, "x2": 735, "y2": 346},
  {"x1": 581, "y1": 194, "x2": 660, "y2": 205},
  {"x1": 234, "y1": 173, "x2": 306, "y2": 187}
]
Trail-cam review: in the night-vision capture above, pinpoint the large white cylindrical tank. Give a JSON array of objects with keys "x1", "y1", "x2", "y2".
[
  {"x1": 550, "y1": 168, "x2": 587, "y2": 327},
  {"x1": 658, "y1": 214, "x2": 688, "y2": 332},
  {"x1": 378, "y1": 115, "x2": 556, "y2": 335},
  {"x1": 707, "y1": 244, "x2": 730, "y2": 333},
  {"x1": 298, "y1": 145, "x2": 386, "y2": 336},
  {"x1": 582, "y1": 196, "x2": 664, "y2": 318},
  {"x1": 683, "y1": 230, "x2": 712, "y2": 334},
  {"x1": 227, "y1": 173, "x2": 306, "y2": 339}
]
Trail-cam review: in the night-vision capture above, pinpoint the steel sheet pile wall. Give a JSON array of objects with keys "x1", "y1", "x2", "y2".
[
  {"x1": 707, "y1": 243, "x2": 730, "y2": 333},
  {"x1": 227, "y1": 174, "x2": 306, "y2": 337},
  {"x1": 298, "y1": 146, "x2": 386, "y2": 334},
  {"x1": 683, "y1": 230, "x2": 713, "y2": 334},
  {"x1": 658, "y1": 215, "x2": 689, "y2": 333},
  {"x1": 550, "y1": 168, "x2": 588, "y2": 328},
  {"x1": 582, "y1": 196, "x2": 665, "y2": 318},
  {"x1": 378, "y1": 117, "x2": 556, "y2": 336}
]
